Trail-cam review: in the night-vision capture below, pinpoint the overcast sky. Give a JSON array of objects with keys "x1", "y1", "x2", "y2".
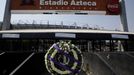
[{"x1": 0, "y1": 0, "x2": 134, "y2": 32}]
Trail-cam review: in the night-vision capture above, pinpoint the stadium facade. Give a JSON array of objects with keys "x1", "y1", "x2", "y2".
[{"x1": 0, "y1": 0, "x2": 134, "y2": 75}]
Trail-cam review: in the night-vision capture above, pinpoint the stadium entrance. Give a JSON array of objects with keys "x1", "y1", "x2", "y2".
[
  {"x1": 0, "y1": 29, "x2": 134, "y2": 52},
  {"x1": 0, "y1": 38, "x2": 133, "y2": 52},
  {"x1": 0, "y1": 0, "x2": 134, "y2": 75}
]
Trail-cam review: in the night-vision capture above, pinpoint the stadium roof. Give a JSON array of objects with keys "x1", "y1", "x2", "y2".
[{"x1": 0, "y1": 29, "x2": 134, "y2": 35}]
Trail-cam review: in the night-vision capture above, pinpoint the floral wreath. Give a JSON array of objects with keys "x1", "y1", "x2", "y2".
[{"x1": 45, "y1": 41, "x2": 83, "y2": 75}]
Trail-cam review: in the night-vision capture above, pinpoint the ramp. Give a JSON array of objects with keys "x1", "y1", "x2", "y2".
[{"x1": 0, "y1": 52, "x2": 134, "y2": 75}]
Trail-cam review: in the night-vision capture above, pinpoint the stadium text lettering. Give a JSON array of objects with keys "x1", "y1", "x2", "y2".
[{"x1": 40, "y1": 0, "x2": 97, "y2": 6}]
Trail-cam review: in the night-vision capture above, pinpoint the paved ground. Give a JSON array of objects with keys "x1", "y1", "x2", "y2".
[
  {"x1": 82, "y1": 52, "x2": 116, "y2": 75},
  {"x1": 14, "y1": 53, "x2": 50, "y2": 75},
  {"x1": 0, "y1": 52, "x2": 31, "y2": 75},
  {"x1": 0, "y1": 52, "x2": 134, "y2": 75},
  {"x1": 98, "y1": 52, "x2": 134, "y2": 75},
  {"x1": 129, "y1": 52, "x2": 134, "y2": 56}
]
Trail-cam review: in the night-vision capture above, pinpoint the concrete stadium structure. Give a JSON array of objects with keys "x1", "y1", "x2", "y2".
[{"x1": 0, "y1": 0, "x2": 134, "y2": 75}]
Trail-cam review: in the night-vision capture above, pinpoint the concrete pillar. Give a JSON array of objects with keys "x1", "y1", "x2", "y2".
[
  {"x1": 87, "y1": 41, "x2": 90, "y2": 52},
  {"x1": 2, "y1": 0, "x2": 11, "y2": 30},
  {"x1": 120, "y1": 0, "x2": 129, "y2": 32}
]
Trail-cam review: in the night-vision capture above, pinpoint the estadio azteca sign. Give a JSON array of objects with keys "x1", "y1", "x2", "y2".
[
  {"x1": 39, "y1": 0, "x2": 98, "y2": 11},
  {"x1": 40, "y1": 0, "x2": 96, "y2": 6},
  {"x1": 11, "y1": 0, "x2": 120, "y2": 15}
]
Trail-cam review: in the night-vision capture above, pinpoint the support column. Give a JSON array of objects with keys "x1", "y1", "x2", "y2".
[
  {"x1": 87, "y1": 40, "x2": 90, "y2": 52},
  {"x1": 120, "y1": 0, "x2": 129, "y2": 32},
  {"x1": 2, "y1": 0, "x2": 11, "y2": 30}
]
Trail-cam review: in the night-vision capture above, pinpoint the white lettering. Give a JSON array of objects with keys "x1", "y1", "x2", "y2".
[
  {"x1": 40, "y1": 0, "x2": 97, "y2": 6},
  {"x1": 83, "y1": 2, "x2": 88, "y2": 6},
  {"x1": 92, "y1": 2, "x2": 96, "y2": 6},
  {"x1": 64, "y1": 1, "x2": 68, "y2": 5},
  {"x1": 44, "y1": 1, "x2": 48, "y2": 5},
  {"x1": 71, "y1": 0, "x2": 75, "y2": 5},
  {"x1": 40, "y1": 0, "x2": 45, "y2": 5},
  {"x1": 108, "y1": 4, "x2": 118, "y2": 8}
]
